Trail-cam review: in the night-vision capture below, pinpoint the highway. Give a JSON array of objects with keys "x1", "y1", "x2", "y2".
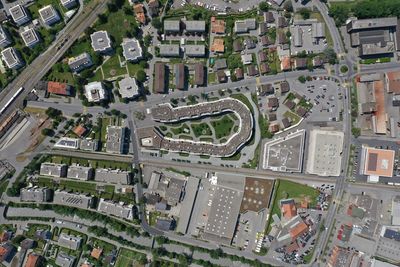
[{"x1": 0, "y1": 0, "x2": 111, "y2": 124}]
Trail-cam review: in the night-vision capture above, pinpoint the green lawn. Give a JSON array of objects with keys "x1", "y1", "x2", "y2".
[
  {"x1": 230, "y1": 94, "x2": 254, "y2": 113},
  {"x1": 89, "y1": 237, "x2": 117, "y2": 262},
  {"x1": 115, "y1": 248, "x2": 147, "y2": 267},
  {"x1": 207, "y1": 72, "x2": 216, "y2": 84},
  {"x1": 26, "y1": 224, "x2": 51, "y2": 239},
  {"x1": 0, "y1": 179, "x2": 9, "y2": 197},
  {"x1": 191, "y1": 123, "x2": 212, "y2": 137},
  {"x1": 283, "y1": 110, "x2": 302, "y2": 125},
  {"x1": 211, "y1": 115, "x2": 235, "y2": 139},
  {"x1": 221, "y1": 152, "x2": 241, "y2": 161},
  {"x1": 50, "y1": 155, "x2": 132, "y2": 171},
  {"x1": 60, "y1": 179, "x2": 97, "y2": 194},
  {"x1": 94, "y1": 2, "x2": 139, "y2": 45},
  {"x1": 170, "y1": 123, "x2": 190, "y2": 135},
  {"x1": 101, "y1": 55, "x2": 127, "y2": 79},
  {"x1": 270, "y1": 180, "x2": 320, "y2": 218}
]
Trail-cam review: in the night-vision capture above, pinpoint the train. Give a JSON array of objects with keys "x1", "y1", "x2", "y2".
[{"x1": 0, "y1": 87, "x2": 24, "y2": 116}]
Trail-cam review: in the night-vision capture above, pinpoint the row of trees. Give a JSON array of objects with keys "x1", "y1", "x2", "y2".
[{"x1": 329, "y1": 0, "x2": 400, "y2": 26}]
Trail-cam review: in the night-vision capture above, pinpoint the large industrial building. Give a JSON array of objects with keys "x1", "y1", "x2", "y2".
[
  {"x1": 306, "y1": 128, "x2": 344, "y2": 177},
  {"x1": 359, "y1": 146, "x2": 395, "y2": 182},
  {"x1": 347, "y1": 17, "x2": 400, "y2": 57}
]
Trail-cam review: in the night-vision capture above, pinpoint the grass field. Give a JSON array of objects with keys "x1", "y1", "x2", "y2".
[
  {"x1": 50, "y1": 155, "x2": 132, "y2": 170},
  {"x1": 115, "y1": 248, "x2": 147, "y2": 267},
  {"x1": 0, "y1": 179, "x2": 9, "y2": 197},
  {"x1": 170, "y1": 123, "x2": 190, "y2": 135},
  {"x1": 284, "y1": 110, "x2": 302, "y2": 125},
  {"x1": 269, "y1": 180, "x2": 320, "y2": 218},
  {"x1": 230, "y1": 94, "x2": 254, "y2": 113},
  {"x1": 94, "y1": 2, "x2": 139, "y2": 45},
  {"x1": 211, "y1": 115, "x2": 235, "y2": 139},
  {"x1": 191, "y1": 122, "x2": 212, "y2": 137}
]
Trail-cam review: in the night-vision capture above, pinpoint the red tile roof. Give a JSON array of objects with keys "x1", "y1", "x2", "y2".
[
  {"x1": 47, "y1": 81, "x2": 70, "y2": 96},
  {"x1": 25, "y1": 253, "x2": 40, "y2": 267}
]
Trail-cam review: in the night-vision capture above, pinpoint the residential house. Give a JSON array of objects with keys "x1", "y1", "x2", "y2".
[
  {"x1": 214, "y1": 58, "x2": 227, "y2": 70},
  {"x1": 147, "y1": 0, "x2": 159, "y2": 17},
  {"x1": 185, "y1": 45, "x2": 205, "y2": 57},
  {"x1": 105, "y1": 126, "x2": 126, "y2": 154},
  {"x1": 47, "y1": 81, "x2": 72, "y2": 96},
  {"x1": 258, "y1": 51, "x2": 267, "y2": 62},
  {"x1": 21, "y1": 28, "x2": 40, "y2": 48},
  {"x1": 263, "y1": 11, "x2": 275, "y2": 23},
  {"x1": 233, "y1": 39, "x2": 243, "y2": 52},
  {"x1": 68, "y1": 52, "x2": 93, "y2": 72},
  {"x1": 154, "y1": 63, "x2": 166, "y2": 93},
  {"x1": 9, "y1": 5, "x2": 30, "y2": 26},
  {"x1": 258, "y1": 22, "x2": 268, "y2": 36},
  {"x1": 1, "y1": 47, "x2": 24, "y2": 70},
  {"x1": 217, "y1": 70, "x2": 227, "y2": 83},
  {"x1": 164, "y1": 20, "x2": 180, "y2": 34},
  {"x1": 134, "y1": 4, "x2": 146, "y2": 24},
  {"x1": 194, "y1": 63, "x2": 205, "y2": 86},
  {"x1": 174, "y1": 63, "x2": 185, "y2": 90},
  {"x1": 118, "y1": 77, "x2": 139, "y2": 99},
  {"x1": 234, "y1": 18, "x2": 257, "y2": 34},
  {"x1": 280, "y1": 56, "x2": 291, "y2": 71},
  {"x1": 247, "y1": 65, "x2": 259, "y2": 76},
  {"x1": 0, "y1": 26, "x2": 11, "y2": 48},
  {"x1": 95, "y1": 168, "x2": 131, "y2": 184},
  {"x1": 84, "y1": 82, "x2": 107, "y2": 102},
  {"x1": 184, "y1": 20, "x2": 206, "y2": 34},
  {"x1": 39, "y1": 5, "x2": 60, "y2": 26},
  {"x1": 20, "y1": 187, "x2": 52, "y2": 202},
  {"x1": 211, "y1": 17, "x2": 225, "y2": 34},
  {"x1": 40, "y1": 163, "x2": 67, "y2": 177},
  {"x1": 60, "y1": 0, "x2": 77, "y2": 9},
  {"x1": 235, "y1": 68, "x2": 244, "y2": 80},
  {"x1": 294, "y1": 58, "x2": 307, "y2": 69},
  {"x1": 261, "y1": 35, "x2": 272, "y2": 47},
  {"x1": 211, "y1": 38, "x2": 224, "y2": 53},
  {"x1": 260, "y1": 63, "x2": 270, "y2": 74},
  {"x1": 159, "y1": 44, "x2": 180, "y2": 57},
  {"x1": 90, "y1": 31, "x2": 112, "y2": 53},
  {"x1": 277, "y1": 16, "x2": 288, "y2": 28},
  {"x1": 67, "y1": 165, "x2": 93, "y2": 180},
  {"x1": 72, "y1": 125, "x2": 87, "y2": 137},
  {"x1": 121, "y1": 38, "x2": 142, "y2": 62}
]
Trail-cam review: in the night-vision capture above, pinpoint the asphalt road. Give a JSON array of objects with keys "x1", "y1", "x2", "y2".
[{"x1": 0, "y1": 0, "x2": 111, "y2": 124}]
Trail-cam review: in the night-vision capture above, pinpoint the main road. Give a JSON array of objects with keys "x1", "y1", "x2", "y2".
[{"x1": 0, "y1": 0, "x2": 111, "y2": 123}]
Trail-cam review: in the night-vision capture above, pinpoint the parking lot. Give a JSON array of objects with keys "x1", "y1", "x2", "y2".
[
  {"x1": 293, "y1": 77, "x2": 343, "y2": 123},
  {"x1": 290, "y1": 24, "x2": 328, "y2": 56}
]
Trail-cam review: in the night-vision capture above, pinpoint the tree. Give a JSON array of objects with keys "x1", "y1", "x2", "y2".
[
  {"x1": 283, "y1": 0, "x2": 293, "y2": 12},
  {"x1": 352, "y1": 127, "x2": 361, "y2": 138},
  {"x1": 136, "y1": 69, "x2": 147, "y2": 83},
  {"x1": 298, "y1": 75, "x2": 306, "y2": 83},
  {"x1": 97, "y1": 14, "x2": 107, "y2": 24},
  {"x1": 259, "y1": 1, "x2": 269, "y2": 12},
  {"x1": 144, "y1": 34, "x2": 152, "y2": 47},
  {"x1": 328, "y1": 5, "x2": 349, "y2": 26},
  {"x1": 151, "y1": 17, "x2": 162, "y2": 30},
  {"x1": 123, "y1": 6, "x2": 133, "y2": 15},
  {"x1": 45, "y1": 107, "x2": 62, "y2": 119},
  {"x1": 210, "y1": 248, "x2": 224, "y2": 259},
  {"x1": 299, "y1": 8, "x2": 311, "y2": 19},
  {"x1": 324, "y1": 47, "x2": 337, "y2": 65},
  {"x1": 41, "y1": 128, "x2": 54, "y2": 136}
]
